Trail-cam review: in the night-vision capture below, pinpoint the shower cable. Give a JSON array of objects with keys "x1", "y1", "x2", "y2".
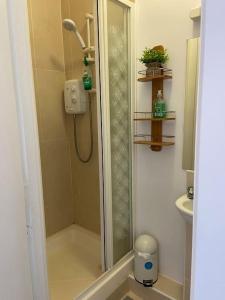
[{"x1": 73, "y1": 93, "x2": 93, "y2": 163}]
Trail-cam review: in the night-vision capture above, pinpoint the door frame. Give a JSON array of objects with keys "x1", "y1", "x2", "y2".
[
  {"x1": 0, "y1": 1, "x2": 34, "y2": 299},
  {"x1": 6, "y1": 0, "x2": 49, "y2": 299},
  {"x1": 97, "y1": 0, "x2": 136, "y2": 269}
]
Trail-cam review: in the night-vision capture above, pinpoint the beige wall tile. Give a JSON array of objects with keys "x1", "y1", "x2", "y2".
[
  {"x1": 69, "y1": 0, "x2": 95, "y2": 71},
  {"x1": 29, "y1": 0, "x2": 65, "y2": 71},
  {"x1": 62, "y1": 0, "x2": 100, "y2": 235},
  {"x1": 28, "y1": 0, "x2": 101, "y2": 236},
  {"x1": 28, "y1": 0, "x2": 75, "y2": 236},
  {"x1": 41, "y1": 140, "x2": 74, "y2": 236},
  {"x1": 66, "y1": 64, "x2": 96, "y2": 87},
  {"x1": 71, "y1": 94, "x2": 100, "y2": 235},
  {"x1": 69, "y1": 93, "x2": 100, "y2": 233},
  {"x1": 70, "y1": 136, "x2": 100, "y2": 234},
  {"x1": 35, "y1": 69, "x2": 70, "y2": 142},
  {"x1": 61, "y1": 0, "x2": 74, "y2": 72}
]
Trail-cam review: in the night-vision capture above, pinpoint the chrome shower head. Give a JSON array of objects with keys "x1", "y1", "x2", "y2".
[{"x1": 63, "y1": 19, "x2": 86, "y2": 49}]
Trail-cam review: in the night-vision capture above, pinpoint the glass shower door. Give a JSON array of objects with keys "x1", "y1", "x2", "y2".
[{"x1": 100, "y1": 0, "x2": 133, "y2": 265}]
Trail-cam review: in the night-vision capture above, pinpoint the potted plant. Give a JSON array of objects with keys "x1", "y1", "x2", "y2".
[{"x1": 139, "y1": 45, "x2": 169, "y2": 76}]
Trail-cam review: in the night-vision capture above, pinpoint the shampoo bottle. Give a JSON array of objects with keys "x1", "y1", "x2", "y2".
[
  {"x1": 153, "y1": 90, "x2": 167, "y2": 118},
  {"x1": 82, "y1": 56, "x2": 92, "y2": 90}
]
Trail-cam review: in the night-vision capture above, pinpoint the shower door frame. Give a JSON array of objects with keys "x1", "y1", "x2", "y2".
[{"x1": 96, "y1": 0, "x2": 136, "y2": 270}]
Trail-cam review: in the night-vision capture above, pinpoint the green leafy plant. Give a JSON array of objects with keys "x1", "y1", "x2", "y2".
[{"x1": 139, "y1": 47, "x2": 169, "y2": 65}]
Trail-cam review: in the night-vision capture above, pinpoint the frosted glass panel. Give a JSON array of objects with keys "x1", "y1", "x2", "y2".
[{"x1": 107, "y1": 0, "x2": 132, "y2": 264}]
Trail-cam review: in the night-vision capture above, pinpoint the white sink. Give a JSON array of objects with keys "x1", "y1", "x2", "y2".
[{"x1": 175, "y1": 194, "x2": 193, "y2": 224}]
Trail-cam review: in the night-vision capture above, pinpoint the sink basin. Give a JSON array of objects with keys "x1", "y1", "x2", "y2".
[{"x1": 175, "y1": 194, "x2": 193, "y2": 224}]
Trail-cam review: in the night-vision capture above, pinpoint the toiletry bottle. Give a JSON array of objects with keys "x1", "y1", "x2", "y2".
[
  {"x1": 82, "y1": 56, "x2": 92, "y2": 90},
  {"x1": 153, "y1": 90, "x2": 167, "y2": 118}
]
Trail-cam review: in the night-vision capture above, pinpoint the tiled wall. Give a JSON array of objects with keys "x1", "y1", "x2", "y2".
[
  {"x1": 28, "y1": 0, "x2": 74, "y2": 236},
  {"x1": 28, "y1": 0, "x2": 100, "y2": 236},
  {"x1": 61, "y1": 0, "x2": 100, "y2": 234}
]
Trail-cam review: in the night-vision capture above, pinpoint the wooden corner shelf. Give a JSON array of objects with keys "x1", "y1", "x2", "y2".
[
  {"x1": 135, "y1": 72, "x2": 175, "y2": 152},
  {"x1": 138, "y1": 74, "x2": 172, "y2": 82},
  {"x1": 134, "y1": 111, "x2": 176, "y2": 121},
  {"x1": 134, "y1": 140, "x2": 175, "y2": 147},
  {"x1": 134, "y1": 135, "x2": 175, "y2": 149}
]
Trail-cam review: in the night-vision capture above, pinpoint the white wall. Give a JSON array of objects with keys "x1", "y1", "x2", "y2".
[
  {"x1": 135, "y1": 0, "x2": 200, "y2": 283},
  {"x1": 0, "y1": 1, "x2": 33, "y2": 299},
  {"x1": 192, "y1": 1, "x2": 225, "y2": 299}
]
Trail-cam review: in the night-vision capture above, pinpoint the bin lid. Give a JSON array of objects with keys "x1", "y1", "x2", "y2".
[{"x1": 134, "y1": 234, "x2": 157, "y2": 253}]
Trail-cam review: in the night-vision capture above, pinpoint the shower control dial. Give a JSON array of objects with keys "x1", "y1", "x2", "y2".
[{"x1": 72, "y1": 96, "x2": 77, "y2": 104}]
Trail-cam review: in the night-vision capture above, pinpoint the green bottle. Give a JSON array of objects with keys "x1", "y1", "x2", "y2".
[
  {"x1": 153, "y1": 90, "x2": 167, "y2": 118},
  {"x1": 82, "y1": 56, "x2": 92, "y2": 90}
]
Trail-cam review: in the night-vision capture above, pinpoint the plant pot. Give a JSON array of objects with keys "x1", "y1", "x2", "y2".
[{"x1": 145, "y1": 62, "x2": 161, "y2": 76}]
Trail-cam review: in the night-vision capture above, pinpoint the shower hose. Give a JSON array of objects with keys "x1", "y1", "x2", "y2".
[{"x1": 73, "y1": 93, "x2": 93, "y2": 163}]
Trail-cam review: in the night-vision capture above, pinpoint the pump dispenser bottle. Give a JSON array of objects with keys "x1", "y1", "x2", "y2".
[{"x1": 153, "y1": 90, "x2": 166, "y2": 118}]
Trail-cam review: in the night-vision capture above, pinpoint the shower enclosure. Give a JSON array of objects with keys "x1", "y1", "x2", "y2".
[
  {"x1": 27, "y1": 0, "x2": 134, "y2": 298},
  {"x1": 98, "y1": 0, "x2": 134, "y2": 267}
]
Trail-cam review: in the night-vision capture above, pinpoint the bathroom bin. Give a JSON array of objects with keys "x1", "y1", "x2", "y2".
[{"x1": 134, "y1": 234, "x2": 158, "y2": 287}]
